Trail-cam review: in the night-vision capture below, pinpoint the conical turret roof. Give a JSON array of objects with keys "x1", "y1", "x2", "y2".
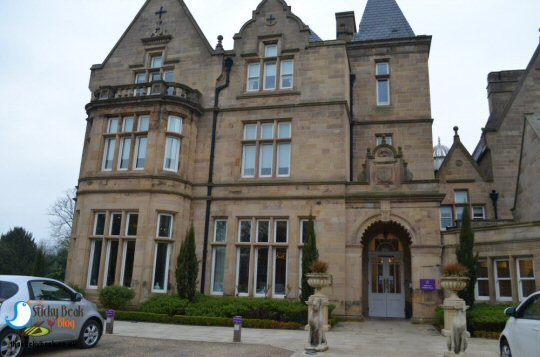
[{"x1": 354, "y1": 0, "x2": 415, "y2": 41}]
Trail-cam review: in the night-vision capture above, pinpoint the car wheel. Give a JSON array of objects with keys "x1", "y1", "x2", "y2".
[
  {"x1": 500, "y1": 340, "x2": 512, "y2": 357},
  {"x1": 0, "y1": 329, "x2": 24, "y2": 357},
  {"x1": 77, "y1": 319, "x2": 101, "y2": 349}
]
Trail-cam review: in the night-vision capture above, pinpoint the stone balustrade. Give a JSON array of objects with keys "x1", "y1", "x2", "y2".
[{"x1": 92, "y1": 81, "x2": 202, "y2": 107}]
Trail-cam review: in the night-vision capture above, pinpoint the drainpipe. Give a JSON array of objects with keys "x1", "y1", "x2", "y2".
[
  {"x1": 200, "y1": 57, "x2": 234, "y2": 294},
  {"x1": 349, "y1": 74, "x2": 356, "y2": 182}
]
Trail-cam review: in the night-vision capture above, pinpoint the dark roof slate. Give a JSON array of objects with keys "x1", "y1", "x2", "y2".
[
  {"x1": 354, "y1": 0, "x2": 415, "y2": 42},
  {"x1": 308, "y1": 30, "x2": 323, "y2": 43}
]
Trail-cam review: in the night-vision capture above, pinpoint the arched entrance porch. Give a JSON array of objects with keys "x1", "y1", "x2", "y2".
[{"x1": 361, "y1": 221, "x2": 412, "y2": 318}]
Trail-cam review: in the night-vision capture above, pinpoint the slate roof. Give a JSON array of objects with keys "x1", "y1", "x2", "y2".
[
  {"x1": 308, "y1": 30, "x2": 323, "y2": 43},
  {"x1": 354, "y1": 0, "x2": 415, "y2": 41}
]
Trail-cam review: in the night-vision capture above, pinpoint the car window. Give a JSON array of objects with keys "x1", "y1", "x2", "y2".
[
  {"x1": 0, "y1": 281, "x2": 19, "y2": 303},
  {"x1": 521, "y1": 296, "x2": 540, "y2": 320},
  {"x1": 29, "y1": 281, "x2": 72, "y2": 301}
]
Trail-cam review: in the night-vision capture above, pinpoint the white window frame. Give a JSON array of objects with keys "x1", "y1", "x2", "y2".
[
  {"x1": 454, "y1": 190, "x2": 469, "y2": 204},
  {"x1": 151, "y1": 242, "x2": 171, "y2": 293},
  {"x1": 473, "y1": 206, "x2": 485, "y2": 220},
  {"x1": 280, "y1": 60, "x2": 294, "y2": 89},
  {"x1": 241, "y1": 144, "x2": 256, "y2": 178},
  {"x1": 264, "y1": 44, "x2": 278, "y2": 57},
  {"x1": 86, "y1": 239, "x2": 102, "y2": 289},
  {"x1": 103, "y1": 240, "x2": 119, "y2": 287},
  {"x1": 236, "y1": 246, "x2": 251, "y2": 296},
  {"x1": 120, "y1": 240, "x2": 136, "y2": 288},
  {"x1": 213, "y1": 219, "x2": 228, "y2": 242},
  {"x1": 375, "y1": 134, "x2": 393, "y2": 146},
  {"x1": 276, "y1": 142, "x2": 291, "y2": 177},
  {"x1": 137, "y1": 115, "x2": 150, "y2": 131},
  {"x1": 123, "y1": 116, "x2": 134, "y2": 132},
  {"x1": 273, "y1": 247, "x2": 288, "y2": 298},
  {"x1": 517, "y1": 258, "x2": 536, "y2": 301},
  {"x1": 133, "y1": 136, "x2": 147, "y2": 170},
  {"x1": 125, "y1": 213, "x2": 138, "y2": 236},
  {"x1": 93, "y1": 212, "x2": 106, "y2": 236},
  {"x1": 376, "y1": 79, "x2": 390, "y2": 106},
  {"x1": 494, "y1": 259, "x2": 512, "y2": 301},
  {"x1": 254, "y1": 247, "x2": 270, "y2": 297},
  {"x1": 263, "y1": 62, "x2": 277, "y2": 90},
  {"x1": 247, "y1": 63, "x2": 260, "y2": 92},
  {"x1": 109, "y1": 212, "x2": 122, "y2": 236},
  {"x1": 117, "y1": 137, "x2": 132, "y2": 171},
  {"x1": 167, "y1": 116, "x2": 183, "y2": 134},
  {"x1": 475, "y1": 259, "x2": 490, "y2": 301},
  {"x1": 274, "y1": 220, "x2": 288, "y2": 244},
  {"x1": 163, "y1": 136, "x2": 181, "y2": 172},
  {"x1": 256, "y1": 219, "x2": 270, "y2": 243},
  {"x1": 156, "y1": 213, "x2": 173, "y2": 238},
  {"x1": 150, "y1": 55, "x2": 162, "y2": 69},
  {"x1": 238, "y1": 219, "x2": 252, "y2": 243},
  {"x1": 102, "y1": 138, "x2": 116, "y2": 171},
  {"x1": 259, "y1": 143, "x2": 273, "y2": 177},
  {"x1": 135, "y1": 73, "x2": 146, "y2": 84},
  {"x1": 277, "y1": 122, "x2": 291, "y2": 139},
  {"x1": 108, "y1": 118, "x2": 119, "y2": 133},
  {"x1": 440, "y1": 206, "x2": 453, "y2": 230},
  {"x1": 210, "y1": 246, "x2": 226, "y2": 295}
]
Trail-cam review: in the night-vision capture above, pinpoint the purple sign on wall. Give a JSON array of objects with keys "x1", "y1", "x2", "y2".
[{"x1": 420, "y1": 279, "x2": 436, "y2": 291}]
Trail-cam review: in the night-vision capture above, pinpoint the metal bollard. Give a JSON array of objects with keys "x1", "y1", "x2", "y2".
[
  {"x1": 105, "y1": 309, "x2": 115, "y2": 334},
  {"x1": 233, "y1": 315, "x2": 243, "y2": 342}
]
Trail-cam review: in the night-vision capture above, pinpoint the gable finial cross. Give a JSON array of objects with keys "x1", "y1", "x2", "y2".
[
  {"x1": 155, "y1": 6, "x2": 167, "y2": 20},
  {"x1": 266, "y1": 14, "x2": 276, "y2": 26}
]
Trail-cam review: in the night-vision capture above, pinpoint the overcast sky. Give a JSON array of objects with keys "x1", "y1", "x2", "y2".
[{"x1": 0, "y1": 0, "x2": 539, "y2": 243}]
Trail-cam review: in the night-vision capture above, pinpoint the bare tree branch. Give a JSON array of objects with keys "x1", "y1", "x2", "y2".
[{"x1": 48, "y1": 188, "x2": 76, "y2": 251}]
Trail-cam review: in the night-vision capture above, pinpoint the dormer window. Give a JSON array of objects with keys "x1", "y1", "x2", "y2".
[
  {"x1": 265, "y1": 44, "x2": 278, "y2": 57},
  {"x1": 150, "y1": 55, "x2": 162, "y2": 68}
]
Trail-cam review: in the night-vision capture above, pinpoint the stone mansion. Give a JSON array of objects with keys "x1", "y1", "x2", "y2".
[{"x1": 65, "y1": 0, "x2": 540, "y2": 321}]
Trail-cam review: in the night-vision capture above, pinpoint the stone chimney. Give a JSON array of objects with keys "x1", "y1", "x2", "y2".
[
  {"x1": 335, "y1": 11, "x2": 356, "y2": 42},
  {"x1": 487, "y1": 70, "x2": 524, "y2": 118}
]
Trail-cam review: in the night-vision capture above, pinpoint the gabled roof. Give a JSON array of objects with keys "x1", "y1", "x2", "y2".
[
  {"x1": 354, "y1": 0, "x2": 415, "y2": 42},
  {"x1": 485, "y1": 43, "x2": 540, "y2": 131}
]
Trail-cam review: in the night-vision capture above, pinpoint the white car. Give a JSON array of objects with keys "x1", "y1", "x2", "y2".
[
  {"x1": 0, "y1": 275, "x2": 104, "y2": 357},
  {"x1": 500, "y1": 291, "x2": 540, "y2": 357}
]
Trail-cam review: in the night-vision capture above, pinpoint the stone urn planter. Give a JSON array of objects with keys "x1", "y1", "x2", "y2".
[
  {"x1": 440, "y1": 276, "x2": 469, "y2": 299},
  {"x1": 306, "y1": 273, "x2": 332, "y2": 292}
]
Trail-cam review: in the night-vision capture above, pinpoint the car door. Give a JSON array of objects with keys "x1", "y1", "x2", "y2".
[
  {"x1": 27, "y1": 280, "x2": 79, "y2": 342},
  {"x1": 513, "y1": 294, "x2": 540, "y2": 356}
]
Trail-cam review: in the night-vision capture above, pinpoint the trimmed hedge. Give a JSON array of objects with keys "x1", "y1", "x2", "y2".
[
  {"x1": 100, "y1": 310, "x2": 303, "y2": 330},
  {"x1": 140, "y1": 295, "x2": 189, "y2": 316},
  {"x1": 435, "y1": 303, "x2": 509, "y2": 338}
]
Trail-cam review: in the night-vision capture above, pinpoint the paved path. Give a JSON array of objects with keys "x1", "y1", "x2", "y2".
[{"x1": 113, "y1": 319, "x2": 499, "y2": 356}]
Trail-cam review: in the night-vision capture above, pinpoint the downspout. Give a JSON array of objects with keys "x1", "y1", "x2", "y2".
[
  {"x1": 349, "y1": 74, "x2": 356, "y2": 182},
  {"x1": 200, "y1": 57, "x2": 234, "y2": 294}
]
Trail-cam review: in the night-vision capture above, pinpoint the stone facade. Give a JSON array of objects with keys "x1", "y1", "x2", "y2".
[{"x1": 65, "y1": 0, "x2": 540, "y2": 321}]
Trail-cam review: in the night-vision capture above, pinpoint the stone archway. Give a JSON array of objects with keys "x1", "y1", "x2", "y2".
[{"x1": 360, "y1": 220, "x2": 413, "y2": 318}]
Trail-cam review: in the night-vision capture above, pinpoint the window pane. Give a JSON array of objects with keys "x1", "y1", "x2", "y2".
[
  {"x1": 260, "y1": 144, "x2": 273, "y2": 176},
  {"x1": 153, "y1": 243, "x2": 169, "y2": 291},
  {"x1": 477, "y1": 280, "x2": 489, "y2": 297},
  {"x1": 264, "y1": 62, "x2": 276, "y2": 90},
  {"x1": 255, "y1": 248, "x2": 269, "y2": 295},
  {"x1": 242, "y1": 145, "x2": 256, "y2": 177},
  {"x1": 248, "y1": 63, "x2": 260, "y2": 91},
  {"x1": 237, "y1": 247, "x2": 250, "y2": 294},
  {"x1": 138, "y1": 116, "x2": 150, "y2": 131},
  {"x1": 261, "y1": 123, "x2": 274, "y2": 139},
  {"x1": 265, "y1": 44, "x2": 277, "y2": 57},
  {"x1": 278, "y1": 122, "x2": 291, "y2": 139},
  {"x1": 377, "y1": 79, "x2": 389, "y2": 105},
  {"x1": 244, "y1": 124, "x2": 257, "y2": 140},
  {"x1": 376, "y1": 62, "x2": 389, "y2": 75},
  {"x1": 214, "y1": 220, "x2": 227, "y2": 242},
  {"x1": 168, "y1": 116, "x2": 182, "y2": 134},
  {"x1": 110, "y1": 213, "x2": 122, "y2": 235},
  {"x1": 119, "y1": 138, "x2": 132, "y2": 169},
  {"x1": 30, "y1": 281, "x2": 72, "y2": 301},
  {"x1": 105, "y1": 240, "x2": 119, "y2": 286},
  {"x1": 89, "y1": 240, "x2": 102, "y2": 287},
  {"x1": 275, "y1": 220, "x2": 287, "y2": 243},
  {"x1": 164, "y1": 137, "x2": 181, "y2": 171},
  {"x1": 278, "y1": 143, "x2": 290, "y2": 176},
  {"x1": 123, "y1": 117, "x2": 134, "y2": 132},
  {"x1": 164, "y1": 71, "x2": 175, "y2": 82},
  {"x1": 519, "y1": 259, "x2": 534, "y2": 278},
  {"x1": 281, "y1": 60, "x2": 293, "y2": 88},
  {"x1": 301, "y1": 220, "x2": 311, "y2": 244},
  {"x1": 151, "y1": 56, "x2": 162, "y2": 68},
  {"x1": 212, "y1": 247, "x2": 226, "y2": 293},
  {"x1": 135, "y1": 73, "x2": 146, "y2": 84},
  {"x1": 478, "y1": 260, "x2": 488, "y2": 278},
  {"x1": 127, "y1": 214, "x2": 138, "y2": 236},
  {"x1": 122, "y1": 241, "x2": 136, "y2": 287},
  {"x1": 473, "y1": 206, "x2": 485, "y2": 219},
  {"x1": 274, "y1": 248, "x2": 287, "y2": 295},
  {"x1": 257, "y1": 220, "x2": 269, "y2": 242},
  {"x1": 499, "y1": 280, "x2": 512, "y2": 298},
  {"x1": 456, "y1": 207, "x2": 465, "y2": 221},
  {"x1": 440, "y1": 207, "x2": 453, "y2": 229},
  {"x1": 103, "y1": 138, "x2": 116, "y2": 170},
  {"x1": 239, "y1": 220, "x2": 251, "y2": 242},
  {"x1": 108, "y1": 118, "x2": 119, "y2": 133},
  {"x1": 94, "y1": 213, "x2": 106, "y2": 235},
  {"x1": 455, "y1": 191, "x2": 469, "y2": 204},
  {"x1": 158, "y1": 215, "x2": 173, "y2": 238},
  {"x1": 521, "y1": 281, "x2": 536, "y2": 299},
  {"x1": 135, "y1": 137, "x2": 147, "y2": 169},
  {"x1": 151, "y1": 72, "x2": 161, "y2": 81},
  {"x1": 497, "y1": 260, "x2": 510, "y2": 278}
]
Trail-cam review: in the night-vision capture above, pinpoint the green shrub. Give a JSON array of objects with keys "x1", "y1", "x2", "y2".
[
  {"x1": 99, "y1": 310, "x2": 303, "y2": 330},
  {"x1": 67, "y1": 282, "x2": 86, "y2": 296},
  {"x1": 140, "y1": 295, "x2": 189, "y2": 316},
  {"x1": 99, "y1": 285, "x2": 135, "y2": 310},
  {"x1": 434, "y1": 303, "x2": 509, "y2": 337}
]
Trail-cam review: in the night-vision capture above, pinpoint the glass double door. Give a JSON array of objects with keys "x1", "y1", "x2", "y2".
[{"x1": 368, "y1": 253, "x2": 405, "y2": 318}]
